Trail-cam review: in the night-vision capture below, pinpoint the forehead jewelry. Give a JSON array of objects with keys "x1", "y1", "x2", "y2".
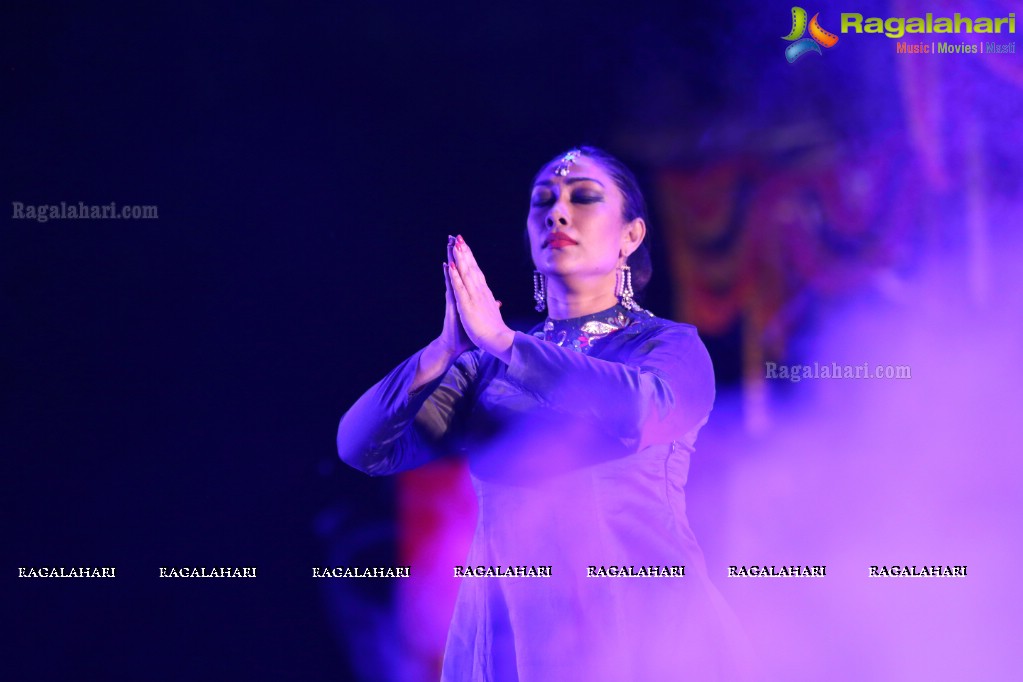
[{"x1": 553, "y1": 149, "x2": 582, "y2": 177}]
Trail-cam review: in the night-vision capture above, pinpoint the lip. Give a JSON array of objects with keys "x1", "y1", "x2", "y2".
[{"x1": 544, "y1": 232, "x2": 578, "y2": 249}]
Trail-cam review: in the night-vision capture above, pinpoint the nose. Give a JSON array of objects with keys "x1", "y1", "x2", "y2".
[{"x1": 545, "y1": 211, "x2": 568, "y2": 229}]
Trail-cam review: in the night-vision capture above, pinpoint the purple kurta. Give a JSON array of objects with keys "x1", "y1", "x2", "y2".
[{"x1": 338, "y1": 305, "x2": 754, "y2": 680}]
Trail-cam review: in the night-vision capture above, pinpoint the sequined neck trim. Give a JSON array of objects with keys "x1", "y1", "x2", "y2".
[{"x1": 534, "y1": 304, "x2": 635, "y2": 354}]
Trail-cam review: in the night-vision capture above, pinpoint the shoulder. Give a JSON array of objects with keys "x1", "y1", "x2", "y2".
[
  {"x1": 623, "y1": 310, "x2": 704, "y2": 348},
  {"x1": 622, "y1": 313, "x2": 715, "y2": 390},
  {"x1": 618, "y1": 311, "x2": 712, "y2": 373}
]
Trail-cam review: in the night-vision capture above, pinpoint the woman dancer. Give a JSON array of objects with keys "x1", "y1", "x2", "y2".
[{"x1": 338, "y1": 146, "x2": 754, "y2": 681}]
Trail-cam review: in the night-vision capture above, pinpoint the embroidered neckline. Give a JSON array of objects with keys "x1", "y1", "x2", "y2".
[{"x1": 535, "y1": 304, "x2": 636, "y2": 354}]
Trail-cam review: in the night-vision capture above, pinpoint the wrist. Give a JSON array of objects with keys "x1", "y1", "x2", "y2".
[
  {"x1": 428, "y1": 336, "x2": 461, "y2": 365},
  {"x1": 480, "y1": 327, "x2": 515, "y2": 364},
  {"x1": 411, "y1": 337, "x2": 458, "y2": 393}
]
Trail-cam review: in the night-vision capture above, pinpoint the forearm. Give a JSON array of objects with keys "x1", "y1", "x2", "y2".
[
  {"x1": 338, "y1": 343, "x2": 477, "y2": 476},
  {"x1": 337, "y1": 349, "x2": 436, "y2": 475}
]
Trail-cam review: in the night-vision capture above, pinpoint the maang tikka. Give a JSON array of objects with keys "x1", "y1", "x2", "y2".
[
  {"x1": 533, "y1": 270, "x2": 547, "y2": 312},
  {"x1": 553, "y1": 149, "x2": 582, "y2": 177}
]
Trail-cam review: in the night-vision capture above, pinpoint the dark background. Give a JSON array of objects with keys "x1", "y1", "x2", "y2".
[
  {"x1": 6, "y1": 1, "x2": 1015, "y2": 680},
  {"x1": 1, "y1": 3, "x2": 704, "y2": 678}
]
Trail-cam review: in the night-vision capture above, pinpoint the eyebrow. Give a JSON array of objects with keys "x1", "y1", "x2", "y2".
[{"x1": 532, "y1": 177, "x2": 606, "y2": 188}]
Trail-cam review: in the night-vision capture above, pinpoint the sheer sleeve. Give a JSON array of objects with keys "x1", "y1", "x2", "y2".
[
  {"x1": 502, "y1": 324, "x2": 714, "y2": 451},
  {"x1": 336, "y1": 349, "x2": 481, "y2": 476}
]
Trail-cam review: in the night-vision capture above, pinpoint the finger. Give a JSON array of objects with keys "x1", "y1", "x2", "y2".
[
  {"x1": 446, "y1": 237, "x2": 466, "y2": 302},
  {"x1": 443, "y1": 263, "x2": 456, "y2": 307},
  {"x1": 453, "y1": 235, "x2": 483, "y2": 281},
  {"x1": 447, "y1": 257, "x2": 470, "y2": 302},
  {"x1": 450, "y1": 235, "x2": 470, "y2": 280},
  {"x1": 454, "y1": 235, "x2": 490, "y2": 296}
]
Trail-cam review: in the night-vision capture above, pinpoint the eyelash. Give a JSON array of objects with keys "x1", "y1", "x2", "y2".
[{"x1": 531, "y1": 193, "x2": 602, "y2": 207}]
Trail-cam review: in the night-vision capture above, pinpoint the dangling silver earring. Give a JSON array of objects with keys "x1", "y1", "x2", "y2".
[
  {"x1": 533, "y1": 270, "x2": 547, "y2": 312},
  {"x1": 615, "y1": 264, "x2": 636, "y2": 310}
]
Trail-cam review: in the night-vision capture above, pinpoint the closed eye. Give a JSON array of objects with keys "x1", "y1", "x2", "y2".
[
  {"x1": 572, "y1": 192, "x2": 602, "y2": 204},
  {"x1": 531, "y1": 189, "x2": 555, "y2": 207}
]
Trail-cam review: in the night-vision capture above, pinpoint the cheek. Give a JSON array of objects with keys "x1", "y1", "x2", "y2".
[
  {"x1": 593, "y1": 215, "x2": 625, "y2": 252},
  {"x1": 525, "y1": 221, "x2": 544, "y2": 253}
]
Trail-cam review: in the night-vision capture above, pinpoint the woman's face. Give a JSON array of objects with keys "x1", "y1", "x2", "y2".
[{"x1": 527, "y1": 155, "x2": 641, "y2": 282}]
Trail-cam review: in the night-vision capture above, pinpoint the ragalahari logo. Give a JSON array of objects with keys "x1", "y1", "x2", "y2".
[{"x1": 783, "y1": 7, "x2": 839, "y2": 62}]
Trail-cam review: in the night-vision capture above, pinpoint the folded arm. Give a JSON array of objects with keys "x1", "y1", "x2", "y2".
[
  {"x1": 336, "y1": 346, "x2": 479, "y2": 476},
  {"x1": 502, "y1": 325, "x2": 715, "y2": 450}
]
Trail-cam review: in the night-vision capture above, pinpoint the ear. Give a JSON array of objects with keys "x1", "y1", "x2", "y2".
[{"x1": 620, "y1": 218, "x2": 646, "y2": 260}]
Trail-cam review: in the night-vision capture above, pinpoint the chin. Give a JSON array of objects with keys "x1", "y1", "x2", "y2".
[
  {"x1": 538, "y1": 260, "x2": 574, "y2": 278},
  {"x1": 540, "y1": 249, "x2": 576, "y2": 266}
]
